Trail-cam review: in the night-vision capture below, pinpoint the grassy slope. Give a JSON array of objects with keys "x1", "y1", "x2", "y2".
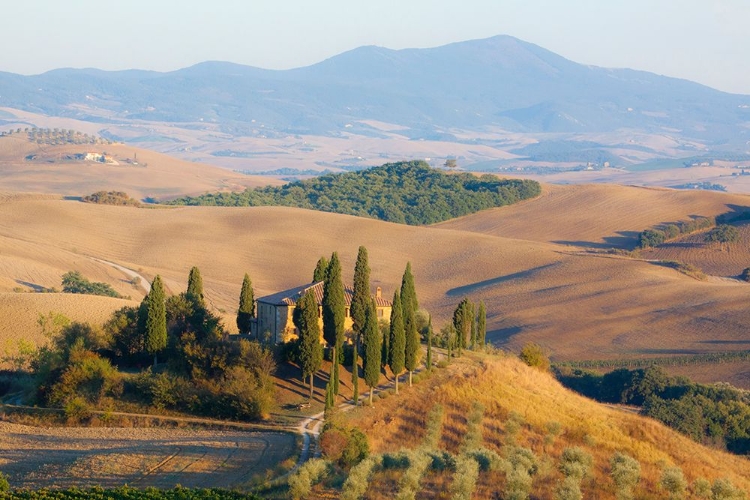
[
  {"x1": 341, "y1": 354, "x2": 750, "y2": 499},
  {"x1": 0, "y1": 134, "x2": 283, "y2": 200}
]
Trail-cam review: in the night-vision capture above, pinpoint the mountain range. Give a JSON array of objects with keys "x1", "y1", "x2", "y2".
[{"x1": 1, "y1": 35, "x2": 749, "y2": 152}]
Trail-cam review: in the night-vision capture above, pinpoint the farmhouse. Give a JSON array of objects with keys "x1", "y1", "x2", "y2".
[{"x1": 253, "y1": 281, "x2": 392, "y2": 343}]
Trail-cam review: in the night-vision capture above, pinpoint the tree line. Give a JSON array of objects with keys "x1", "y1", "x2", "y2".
[
  {"x1": 165, "y1": 161, "x2": 542, "y2": 225},
  {"x1": 555, "y1": 365, "x2": 750, "y2": 455}
]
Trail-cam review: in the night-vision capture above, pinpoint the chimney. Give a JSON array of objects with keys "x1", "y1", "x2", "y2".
[{"x1": 376, "y1": 286, "x2": 382, "y2": 299}]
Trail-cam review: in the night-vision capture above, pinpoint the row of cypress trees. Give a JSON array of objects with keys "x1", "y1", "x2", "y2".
[{"x1": 292, "y1": 247, "x2": 424, "y2": 408}]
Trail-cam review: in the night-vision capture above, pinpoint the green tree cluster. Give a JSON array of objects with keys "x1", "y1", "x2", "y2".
[
  {"x1": 167, "y1": 161, "x2": 542, "y2": 225},
  {"x1": 61, "y1": 271, "x2": 122, "y2": 298}
]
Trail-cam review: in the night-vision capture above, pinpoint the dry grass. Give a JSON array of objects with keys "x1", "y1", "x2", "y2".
[{"x1": 340, "y1": 354, "x2": 750, "y2": 499}]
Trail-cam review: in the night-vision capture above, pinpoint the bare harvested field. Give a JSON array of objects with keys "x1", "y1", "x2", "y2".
[
  {"x1": 0, "y1": 422, "x2": 295, "y2": 489},
  {"x1": 0, "y1": 135, "x2": 283, "y2": 200},
  {"x1": 642, "y1": 222, "x2": 750, "y2": 277},
  {"x1": 2, "y1": 186, "x2": 750, "y2": 384},
  {"x1": 434, "y1": 183, "x2": 750, "y2": 248}
]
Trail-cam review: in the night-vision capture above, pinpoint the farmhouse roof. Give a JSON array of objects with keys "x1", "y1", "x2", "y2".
[{"x1": 257, "y1": 281, "x2": 391, "y2": 308}]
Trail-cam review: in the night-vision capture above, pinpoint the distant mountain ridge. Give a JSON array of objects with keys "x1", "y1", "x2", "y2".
[{"x1": 1, "y1": 35, "x2": 748, "y2": 148}]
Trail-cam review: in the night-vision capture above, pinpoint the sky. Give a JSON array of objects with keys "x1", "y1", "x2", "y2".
[{"x1": 1, "y1": 1, "x2": 749, "y2": 94}]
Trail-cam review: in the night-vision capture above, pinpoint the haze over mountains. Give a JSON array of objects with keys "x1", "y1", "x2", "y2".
[
  {"x1": 1, "y1": 36, "x2": 748, "y2": 143},
  {"x1": 2, "y1": 35, "x2": 750, "y2": 193}
]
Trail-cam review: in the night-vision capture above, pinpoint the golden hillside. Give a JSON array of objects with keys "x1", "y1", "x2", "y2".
[
  {"x1": 435, "y1": 183, "x2": 750, "y2": 247},
  {"x1": 2, "y1": 189, "x2": 750, "y2": 386},
  {"x1": 0, "y1": 133, "x2": 283, "y2": 200},
  {"x1": 339, "y1": 354, "x2": 750, "y2": 499}
]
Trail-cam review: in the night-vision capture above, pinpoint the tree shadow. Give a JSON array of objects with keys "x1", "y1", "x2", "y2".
[
  {"x1": 554, "y1": 231, "x2": 641, "y2": 250},
  {"x1": 14, "y1": 279, "x2": 49, "y2": 292},
  {"x1": 446, "y1": 264, "x2": 558, "y2": 297},
  {"x1": 485, "y1": 326, "x2": 522, "y2": 346},
  {"x1": 698, "y1": 340, "x2": 750, "y2": 345}
]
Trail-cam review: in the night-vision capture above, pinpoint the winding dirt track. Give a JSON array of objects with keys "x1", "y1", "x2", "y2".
[{"x1": 0, "y1": 421, "x2": 295, "y2": 490}]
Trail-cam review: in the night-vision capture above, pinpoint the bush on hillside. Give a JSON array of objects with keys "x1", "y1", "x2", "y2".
[
  {"x1": 82, "y1": 190, "x2": 140, "y2": 206},
  {"x1": 519, "y1": 342, "x2": 550, "y2": 371},
  {"x1": 166, "y1": 161, "x2": 541, "y2": 225},
  {"x1": 61, "y1": 270, "x2": 122, "y2": 298}
]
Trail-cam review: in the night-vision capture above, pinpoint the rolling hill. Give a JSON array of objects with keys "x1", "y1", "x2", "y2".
[
  {"x1": 2, "y1": 185, "x2": 750, "y2": 389},
  {"x1": 0, "y1": 132, "x2": 283, "y2": 200}
]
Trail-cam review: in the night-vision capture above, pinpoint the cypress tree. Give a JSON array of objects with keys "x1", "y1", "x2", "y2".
[
  {"x1": 388, "y1": 289, "x2": 405, "y2": 394},
  {"x1": 401, "y1": 262, "x2": 421, "y2": 386},
  {"x1": 325, "y1": 375, "x2": 335, "y2": 411},
  {"x1": 350, "y1": 246, "x2": 370, "y2": 336},
  {"x1": 322, "y1": 252, "x2": 345, "y2": 395},
  {"x1": 293, "y1": 290, "x2": 323, "y2": 400},
  {"x1": 313, "y1": 256, "x2": 328, "y2": 282},
  {"x1": 351, "y1": 332, "x2": 359, "y2": 405},
  {"x1": 363, "y1": 298, "x2": 381, "y2": 405},
  {"x1": 477, "y1": 301, "x2": 487, "y2": 348},
  {"x1": 145, "y1": 275, "x2": 167, "y2": 367},
  {"x1": 426, "y1": 315, "x2": 433, "y2": 372},
  {"x1": 381, "y1": 319, "x2": 389, "y2": 370},
  {"x1": 453, "y1": 298, "x2": 472, "y2": 356},
  {"x1": 401, "y1": 262, "x2": 418, "y2": 312},
  {"x1": 236, "y1": 273, "x2": 254, "y2": 335},
  {"x1": 186, "y1": 266, "x2": 204, "y2": 307},
  {"x1": 470, "y1": 301, "x2": 477, "y2": 350}
]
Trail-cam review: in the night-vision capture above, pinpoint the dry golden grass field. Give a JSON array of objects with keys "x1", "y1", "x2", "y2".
[
  {"x1": 336, "y1": 354, "x2": 750, "y2": 499},
  {"x1": 0, "y1": 134, "x2": 283, "y2": 200},
  {"x1": 2, "y1": 181, "x2": 750, "y2": 385},
  {"x1": 0, "y1": 422, "x2": 295, "y2": 489}
]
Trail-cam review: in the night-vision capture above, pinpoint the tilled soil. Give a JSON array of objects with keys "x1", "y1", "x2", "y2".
[{"x1": 0, "y1": 422, "x2": 295, "y2": 489}]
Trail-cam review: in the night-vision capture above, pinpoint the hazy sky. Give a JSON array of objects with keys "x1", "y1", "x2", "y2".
[{"x1": 2, "y1": 1, "x2": 749, "y2": 94}]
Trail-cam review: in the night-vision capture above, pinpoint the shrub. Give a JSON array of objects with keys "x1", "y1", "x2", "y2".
[
  {"x1": 341, "y1": 429, "x2": 370, "y2": 468},
  {"x1": 340, "y1": 455, "x2": 382, "y2": 500},
  {"x1": 61, "y1": 270, "x2": 122, "y2": 298},
  {"x1": 423, "y1": 404, "x2": 444, "y2": 449},
  {"x1": 711, "y1": 478, "x2": 746, "y2": 500},
  {"x1": 610, "y1": 452, "x2": 640, "y2": 500},
  {"x1": 451, "y1": 455, "x2": 480, "y2": 500},
  {"x1": 519, "y1": 342, "x2": 550, "y2": 371},
  {"x1": 556, "y1": 476, "x2": 583, "y2": 500},
  {"x1": 504, "y1": 446, "x2": 538, "y2": 500},
  {"x1": 0, "y1": 472, "x2": 9, "y2": 492},
  {"x1": 660, "y1": 466, "x2": 687, "y2": 500},
  {"x1": 692, "y1": 478, "x2": 712, "y2": 498},
  {"x1": 559, "y1": 447, "x2": 593, "y2": 480},
  {"x1": 466, "y1": 448, "x2": 503, "y2": 472},
  {"x1": 320, "y1": 428, "x2": 348, "y2": 462},
  {"x1": 288, "y1": 458, "x2": 330, "y2": 500},
  {"x1": 395, "y1": 450, "x2": 432, "y2": 500}
]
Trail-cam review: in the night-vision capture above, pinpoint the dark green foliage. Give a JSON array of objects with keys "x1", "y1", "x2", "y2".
[
  {"x1": 323, "y1": 253, "x2": 345, "y2": 395},
  {"x1": 477, "y1": 301, "x2": 486, "y2": 347},
  {"x1": 638, "y1": 229, "x2": 666, "y2": 248},
  {"x1": 388, "y1": 289, "x2": 405, "y2": 392},
  {"x1": 351, "y1": 246, "x2": 371, "y2": 335},
  {"x1": 363, "y1": 299, "x2": 381, "y2": 404},
  {"x1": 61, "y1": 270, "x2": 122, "y2": 298},
  {"x1": 186, "y1": 266, "x2": 205, "y2": 307},
  {"x1": 236, "y1": 273, "x2": 254, "y2": 335},
  {"x1": 166, "y1": 161, "x2": 542, "y2": 225},
  {"x1": 402, "y1": 264, "x2": 421, "y2": 383},
  {"x1": 352, "y1": 332, "x2": 359, "y2": 404},
  {"x1": 452, "y1": 298, "x2": 473, "y2": 353},
  {"x1": 313, "y1": 256, "x2": 329, "y2": 282},
  {"x1": 0, "y1": 485, "x2": 261, "y2": 499},
  {"x1": 81, "y1": 190, "x2": 140, "y2": 206},
  {"x1": 556, "y1": 365, "x2": 750, "y2": 455},
  {"x1": 706, "y1": 224, "x2": 740, "y2": 245},
  {"x1": 637, "y1": 217, "x2": 714, "y2": 249},
  {"x1": 293, "y1": 289, "x2": 323, "y2": 399},
  {"x1": 144, "y1": 275, "x2": 167, "y2": 365},
  {"x1": 105, "y1": 306, "x2": 147, "y2": 364}
]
